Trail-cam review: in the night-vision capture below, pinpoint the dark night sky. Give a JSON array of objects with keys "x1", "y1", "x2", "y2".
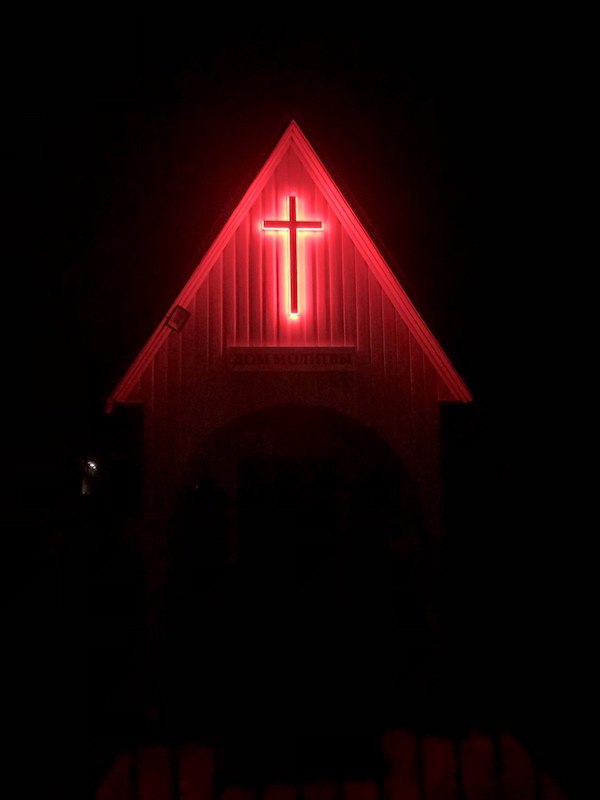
[{"x1": 2, "y1": 8, "x2": 584, "y2": 797}]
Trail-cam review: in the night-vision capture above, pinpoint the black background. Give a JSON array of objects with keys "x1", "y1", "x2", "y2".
[{"x1": 2, "y1": 8, "x2": 583, "y2": 798}]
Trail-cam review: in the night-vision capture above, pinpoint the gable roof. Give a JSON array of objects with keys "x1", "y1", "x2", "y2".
[{"x1": 106, "y1": 120, "x2": 471, "y2": 411}]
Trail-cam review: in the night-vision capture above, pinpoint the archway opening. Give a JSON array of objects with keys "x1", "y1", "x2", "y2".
[{"x1": 165, "y1": 405, "x2": 427, "y2": 741}]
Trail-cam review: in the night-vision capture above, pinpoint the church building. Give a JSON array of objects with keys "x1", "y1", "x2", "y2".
[{"x1": 95, "y1": 122, "x2": 564, "y2": 800}]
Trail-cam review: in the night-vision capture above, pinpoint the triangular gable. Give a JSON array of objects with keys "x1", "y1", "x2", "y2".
[{"x1": 106, "y1": 121, "x2": 471, "y2": 411}]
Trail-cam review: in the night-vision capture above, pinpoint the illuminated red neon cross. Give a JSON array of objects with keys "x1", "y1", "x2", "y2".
[{"x1": 263, "y1": 196, "x2": 323, "y2": 315}]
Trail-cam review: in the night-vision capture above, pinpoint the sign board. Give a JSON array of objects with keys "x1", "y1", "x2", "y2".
[{"x1": 228, "y1": 347, "x2": 356, "y2": 372}]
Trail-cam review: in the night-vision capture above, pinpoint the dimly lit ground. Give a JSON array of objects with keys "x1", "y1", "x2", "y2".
[{"x1": 2, "y1": 10, "x2": 582, "y2": 799}]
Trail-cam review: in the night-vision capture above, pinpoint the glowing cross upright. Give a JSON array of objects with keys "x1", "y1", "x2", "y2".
[{"x1": 263, "y1": 196, "x2": 323, "y2": 316}]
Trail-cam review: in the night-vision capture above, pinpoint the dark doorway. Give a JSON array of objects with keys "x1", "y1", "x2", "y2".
[{"x1": 165, "y1": 406, "x2": 427, "y2": 757}]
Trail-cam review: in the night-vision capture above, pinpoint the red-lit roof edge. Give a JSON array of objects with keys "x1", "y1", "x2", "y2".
[{"x1": 105, "y1": 121, "x2": 472, "y2": 412}]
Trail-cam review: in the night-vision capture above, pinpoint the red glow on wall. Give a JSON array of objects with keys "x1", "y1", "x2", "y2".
[
  {"x1": 105, "y1": 122, "x2": 472, "y2": 413},
  {"x1": 263, "y1": 195, "x2": 323, "y2": 316}
]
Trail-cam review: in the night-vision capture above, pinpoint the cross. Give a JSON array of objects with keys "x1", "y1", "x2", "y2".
[{"x1": 263, "y1": 196, "x2": 323, "y2": 316}]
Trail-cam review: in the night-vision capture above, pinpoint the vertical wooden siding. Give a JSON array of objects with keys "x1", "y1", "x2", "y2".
[{"x1": 135, "y1": 147, "x2": 443, "y2": 535}]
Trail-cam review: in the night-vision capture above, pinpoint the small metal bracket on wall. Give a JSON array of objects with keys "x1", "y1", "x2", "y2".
[{"x1": 165, "y1": 305, "x2": 191, "y2": 332}]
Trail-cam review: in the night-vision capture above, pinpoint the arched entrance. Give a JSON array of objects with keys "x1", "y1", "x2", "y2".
[{"x1": 164, "y1": 405, "x2": 427, "y2": 737}]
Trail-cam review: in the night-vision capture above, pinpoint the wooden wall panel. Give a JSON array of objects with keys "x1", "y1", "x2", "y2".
[{"x1": 134, "y1": 145, "x2": 448, "y2": 541}]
